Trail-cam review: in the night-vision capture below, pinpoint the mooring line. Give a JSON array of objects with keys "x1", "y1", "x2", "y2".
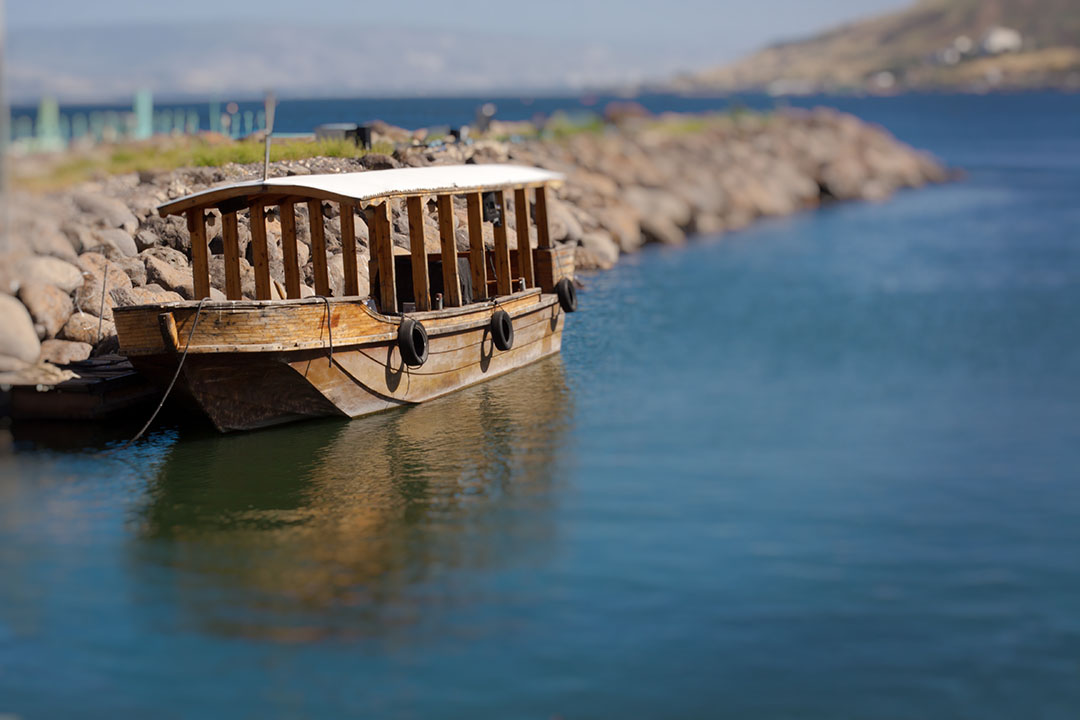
[
  {"x1": 315, "y1": 296, "x2": 334, "y2": 368},
  {"x1": 106, "y1": 297, "x2": 209, "y2": 453}
]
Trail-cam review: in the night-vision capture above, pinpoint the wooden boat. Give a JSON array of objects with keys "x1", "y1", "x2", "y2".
[{"x1": 114, "y1": 164, "x2": 578, "y2": 432}]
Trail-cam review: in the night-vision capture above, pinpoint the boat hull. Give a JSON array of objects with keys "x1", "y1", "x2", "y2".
[{"x1": 119, "y1": 291, "x2": 565, "y2": 432}]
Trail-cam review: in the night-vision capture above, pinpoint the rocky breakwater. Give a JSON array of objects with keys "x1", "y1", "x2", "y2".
[{"x1": 0, "y1": 108, "x2": 946, "y2": 386}]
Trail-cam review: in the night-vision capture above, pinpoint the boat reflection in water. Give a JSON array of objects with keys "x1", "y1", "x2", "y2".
[{"x1": 132, "y1": 357, "x2": 572, "y2": 642}]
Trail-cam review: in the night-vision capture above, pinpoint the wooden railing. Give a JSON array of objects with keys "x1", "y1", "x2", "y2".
[{"x1": 182, "y1": 185, "x2": 560, "y2": 313}]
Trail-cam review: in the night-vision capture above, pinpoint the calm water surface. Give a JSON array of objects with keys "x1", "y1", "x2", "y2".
[{"x1": 2, "y1": 93, "x2": 1080, "y2": 718}]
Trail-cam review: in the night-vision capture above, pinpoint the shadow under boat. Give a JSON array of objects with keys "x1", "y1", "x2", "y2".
[{"x1": 129, "y1": 356, "x2": 573, "y2": 642}]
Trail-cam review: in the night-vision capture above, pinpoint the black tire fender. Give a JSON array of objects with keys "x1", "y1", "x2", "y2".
[
  {"x1": 491, "y1": 309, "x2": 514, "y2": 352},
  {"x1": 556, "y1": 277, "x2": 578, "y2": 313},
  {"x1": 398, "y1": 318, "x2": 428, "y2": 367}
]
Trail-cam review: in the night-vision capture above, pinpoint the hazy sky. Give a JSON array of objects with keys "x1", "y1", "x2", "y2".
[
  {"x1": 7, "y1": 0, "x2": 909, "y2": 62},
  {"x1": 4, "y1": 0, "x2": 914, "y2": 100}
]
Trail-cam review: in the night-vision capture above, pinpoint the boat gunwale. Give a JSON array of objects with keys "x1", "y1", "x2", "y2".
[{"x1": 114, "y1": 288, "x2": 557, "y2": 356}]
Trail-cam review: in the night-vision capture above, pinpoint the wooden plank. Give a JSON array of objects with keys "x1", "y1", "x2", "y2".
[
  {"x1": 114, "y1": 290, "x2": 546, "y2": 357},
  {"x1": 371, "y1": 202, "x2": 396, "y2": 314},
  {"x1": 514, "y1": 187, "x2": 534, "y2": 288},
  {"x1": 249, "y1": 204, "x2": 271, "y2": 300},
  {"x1": 466, "y1": 193, "x2": 487, "y2": 301},
  {"x1": 185, "y1": 209, "x2": 211, "y2": 300},
  {"x1": 308, "y1": 200, "x2": 330, "y2": 296},
  {"x1": 221, "y1": 210, "x2": 243, "y2": 300},
  {"x1": 280, "y1": 202, "x2": 301, "y2": 299},
  {"x1": 436, "y1": 194, "x2": 462, "y2": 307},
  {"x1": 492, "y1": 190, "x2": 512, "y2": 296},
  {"x1": 534, "y1": 184, "x2": 552, "y2": 249},
  {"x1": 406, "y1": 195, "x2": 432, "y2": 311},
  {"x1": 340, "y1": 202, "x2": 359, "y2": 296}
]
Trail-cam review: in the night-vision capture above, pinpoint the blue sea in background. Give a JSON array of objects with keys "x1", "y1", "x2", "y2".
[{"x1": 2, "y1": 92, "x2": 1080, "y2": 718}]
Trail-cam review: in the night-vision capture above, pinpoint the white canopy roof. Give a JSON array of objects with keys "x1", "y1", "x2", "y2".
[{"x1": 158, "y1": 164, "x2": 564, "y2": 216}]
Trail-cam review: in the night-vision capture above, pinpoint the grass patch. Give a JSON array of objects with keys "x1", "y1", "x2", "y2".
[{"x1": 15, "y1": 137, "x2": 397, "y2": 191}]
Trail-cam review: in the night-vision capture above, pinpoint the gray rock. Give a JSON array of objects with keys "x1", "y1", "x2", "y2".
[
  {"x1": 39, "y1": 339, "x2": 93, "y2": 366},
  {"x1": 135, "y1": 229, "x2": 161, "y2": 252},
  {"x1": 209, "y1": 255, "x2": 256, "y2": 299},
  {"x1": 89, "y1": 228, "x2": 139, "y2": 257},
  {"x1": 18, "y1": 283, "x2": 74, "y2": 339},
  {"x1": 61, "y1": 222, "x2": 95, "y2": 254},
  {"x1": 17, "y1": 256, "x2": 84, "y2": 293},
  {"x1": 145, "y1": 255, "x2": 194, "y2": 299},
  {"x1": 623, "y1": 187, "x2": 692, "y2": 230},
  {"x1": 546, "y1": 197, "x2": 584, "y2": 246},
  {"x1": 112, "y1": 255, "x2": 147, "y2": 286},
  {"x1": 578, "y1": 231, "x2": 620, "y2": 270},
  {"x1": 359, "y1": 153, "x2": 401, "y2": 170},
  {"x1": 28, "y1": 224, "x2": 81, "y2": 263},
  {"x1": 639, "y1": 216, "x2": 685, "y2": 246},
  {"x1": 72, "y1": 192, "x2": 139, "y2": 232},
  {"x1": 0, "y1": 293, "x2": 42, "y2": 364}
]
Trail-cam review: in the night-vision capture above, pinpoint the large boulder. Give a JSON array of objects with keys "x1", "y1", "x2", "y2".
[
  {"x1": 145, "y1": 254, "x2": 194, "y2": 299},
  {"x1": 140, "y1": 214, "x2": 191, "y2": 254},
  {"x1": 546, "y1": 197, "x2": 584, "y2": 246},
  {"x1": 39, "y1": 339, "x2": 93, "y2": 366},
  {"x1": 209, "y1": 255, "x2": 256, "y2": 299},
  {"x1": 112, "y1": 255, "x2": 147, "y2": 286},
  {"x1": 26, "y1": 223, "x2": 81, "y2": 263},
  {"x1": 74, "y1": 275, "x2": 116, "y2": 321},
  {"x1": 17, "y1": 283, "x2": 74, "y2": 339},
  {"x1": 110, "y1": 285, "x2": 184, "y2": 307},
  {"x1": 60, "y1": 221, "x2": 96, "y2": 254},
  {"x1": 78, "y1": 252, "x2": 133, "y2": 291},
  {"x1": 0, "y1": 294, "x2": 42, "y2": 364},
  {"x1": 17, "y1": 256, "x2": 84, "y2": 293},
  {"x1": 622, "y1": 187, "x2": 692, "y2": 230},
  {"x1": 87, "y1": 228, "x2": 139, "y2": 257},
  {"x1": 577, "y1": 231, "x2": 620, "y2": 270},
  {"x1": 72, "y1": 192, "x2": 139, "y2": 233},
  {"x1": 59, "y1": 313, "x2": 115, "y2": 346},
  {"x1": 0, "y1": 355, "x2": 30, "y2": 373}
]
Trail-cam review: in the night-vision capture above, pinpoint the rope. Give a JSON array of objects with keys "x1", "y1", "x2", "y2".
[
  {"x1": 315, "y1": 296, "x2": 333, "y2": 368},
  {"x1": 110, "y1": 297, "x2": 209, "y2": 452},
  {"x1": 96, "y1": 257, "x2": 110, "y2": 346}
]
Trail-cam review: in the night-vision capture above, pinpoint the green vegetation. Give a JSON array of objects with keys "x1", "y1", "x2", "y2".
[{"x1": 16, "y1": 137, "x2": 396, "y2": 191}]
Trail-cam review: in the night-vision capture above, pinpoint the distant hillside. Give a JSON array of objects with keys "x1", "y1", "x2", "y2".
[{"x1": 673, "y1": 0, "x2": 1080, "y2": 94}]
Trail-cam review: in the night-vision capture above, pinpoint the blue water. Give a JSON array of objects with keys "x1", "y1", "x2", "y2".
[{"x1": 3, "y1": 92, "x2": 1080, "y2": 718}]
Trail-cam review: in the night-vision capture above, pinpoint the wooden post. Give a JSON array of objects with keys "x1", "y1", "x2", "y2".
[
  {"x1": 371, "y1": 202, "x2": 396, "y2": 314},
  {"x1": 466, "y1": 193, "x2": 487, "y2": 301},
  {"x1": 280, "y1": 202, "x2": 301, "y2": 299},
  {"x1": 514, "y1": 187, "x2": 534, "y2": 287},
  {"x1": 340, "y1": 201, "x2": 359, "y2": 296},
  {"x1": 221, "y1": 210, "x2": 242, "y2": 300},
  {"x1": 308, "y1": 200, "x2": 330, "y2": 296},
  {"x1": 406, "y1": 195, "x2": 431, "y2": 311},
  {"x1": 436, "y1": 194, "x2": 462, "y2": 307},
  {"x1": 249, "y1": 203, "x2": 271, "y2": 300},
  {"x1": 185, "y1": 208, "x2": 211, "y2": 300},
  {"x1": 535, "y1": 184, "x2": 552, "y2": 249},
  {"x1": 492, "y1": 190, "x2": 512, "y2": 296}
]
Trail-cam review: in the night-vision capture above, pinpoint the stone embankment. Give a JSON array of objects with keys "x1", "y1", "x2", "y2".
[{"x1": 0, "y1": 108, "x2": 947, "y2": 382}]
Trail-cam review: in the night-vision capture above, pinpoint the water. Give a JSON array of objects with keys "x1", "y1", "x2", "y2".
[{"x1": 3, "y1": 92, "x2": 1080, "y2": 718}]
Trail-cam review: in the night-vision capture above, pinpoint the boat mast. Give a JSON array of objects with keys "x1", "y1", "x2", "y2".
[{"x1": 262, "y1": 91, "x2": 275, "y2": 182}]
